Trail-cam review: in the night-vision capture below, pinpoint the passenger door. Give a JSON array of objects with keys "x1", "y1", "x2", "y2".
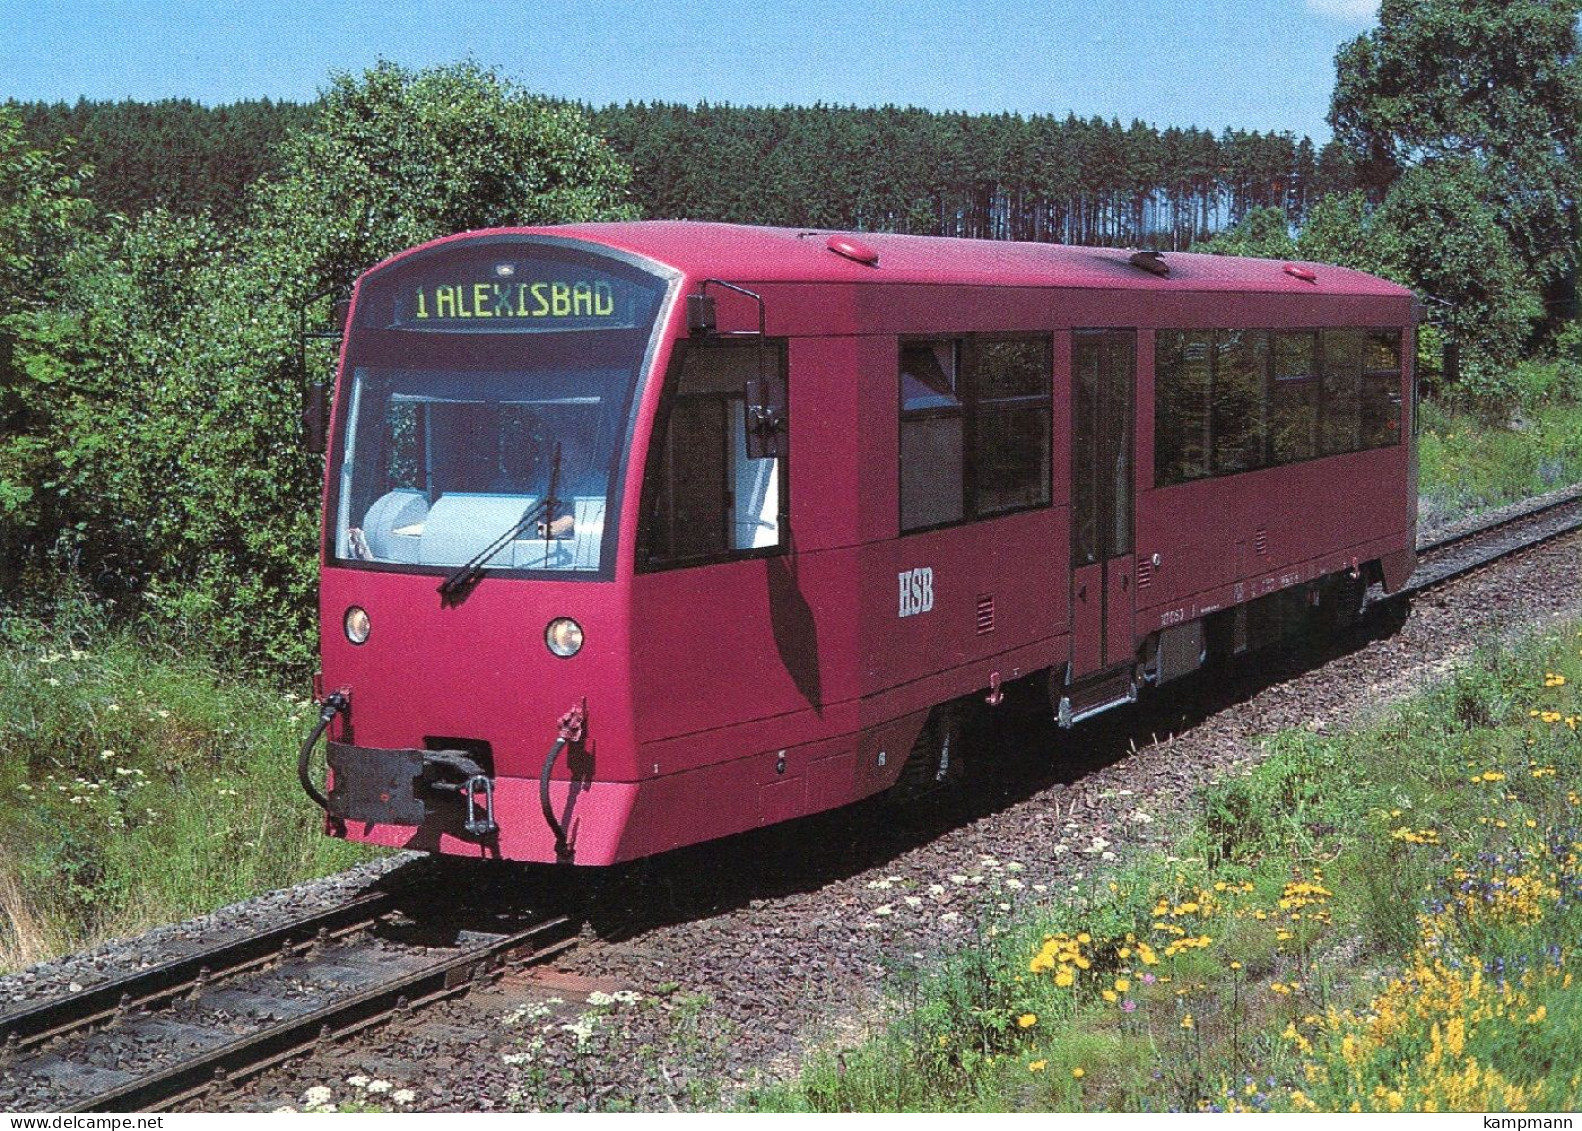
[{"x1": 1069, "y1": 330, "x2": 1136, "y2": 679}]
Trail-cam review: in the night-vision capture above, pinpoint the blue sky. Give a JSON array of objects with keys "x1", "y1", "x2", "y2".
[{"x1": 0, "y1": 0, "x2": 1377, "y2": 141}]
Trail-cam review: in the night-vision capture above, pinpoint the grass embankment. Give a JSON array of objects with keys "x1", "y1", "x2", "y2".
[
  {"x1": 0, "y1": 609, "x2": 371, "y2": 972},
  {"x1": 754, "y1": 625, "x2": 1582, "y2": 1112},
  {"x1": 1419, "y1": 399, "x2": 1582, "y2": 528}
]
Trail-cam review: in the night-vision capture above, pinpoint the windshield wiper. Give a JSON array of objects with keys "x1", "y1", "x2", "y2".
[{"x1": 437, "y1": 444, "x2": 563, "y2": 603}]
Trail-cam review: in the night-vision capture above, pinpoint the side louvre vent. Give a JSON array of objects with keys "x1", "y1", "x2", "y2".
[
  {"x1": 1137, "y1": 556, "x2": 1153, "y2": 589},
  {"x1": 975, "y1": 595, "x2": 995, "y2": 635},
  {"x1": 1254, "y1": 528, "x2": 1268, "y2": 556}
]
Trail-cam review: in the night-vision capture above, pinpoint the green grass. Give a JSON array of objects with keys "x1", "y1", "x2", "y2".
[
  {"x1": 0, "y1": 606, "x2": 373, "y2": 971},
  {"x1": 1418, "y1": 398, "x2": 1582, "y2": 529},
  {"x1": 747, "y1": 624, "x2": 1582, "y2": 1113}
]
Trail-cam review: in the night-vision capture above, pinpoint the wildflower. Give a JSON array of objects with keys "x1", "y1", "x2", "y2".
[
  {"x1": 302, "y1": 1086, "x2": 333, "y2": 1109},
  {"x1": 1121, "y1": 1000, "x2": 1137, "y2": 1013},
  {"x1": 1071, "y1": 1066, "x2": 1084, "y2": 1079},
  {"x1": 1018, "y1": 1013, "x2": 1037, "y2": 1029},
  {"x1": 1115, "y1": 977, "x2": 1131, "y2": 992},
  {"x1": 366, "y1": 1080, "x2": 392, "y2": 1095},
  {"x1": 1181, "y1": 1014, "x2": 1195, "y2": 1030},
  {"x1": 346, "y1": 1076, "x2": 370, "y2": 1089},
  {"x1": 1029, "y1": 1060, "x2": 1048, "y2": 1073},
  {"x1": 1228, "y1": 962, "x2": 1242, "y2": 972},
  {"x1": 392, "y1": 1090, "x2": 415, "y2": 1105},
  {"x1": 1055, "y1": 967, "x2": 1075, "y2": 988}
]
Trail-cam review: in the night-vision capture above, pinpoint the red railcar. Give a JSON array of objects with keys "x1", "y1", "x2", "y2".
[{"x1": 300, "y1": 222, "x2": 1416, "y2": 865}]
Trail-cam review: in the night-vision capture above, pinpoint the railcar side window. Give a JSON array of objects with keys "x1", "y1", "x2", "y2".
[
  {"x1": 1212, "y1": 331, "x2": 1267, "y2": 474},
  {"x1": 1360, "y1": 330, "x2": 1403, "y2": 448},
  {"x1": 899, "y1": 336, "x2": 1052, "y2": 533},
  {"x1": 1154, "y1": 331, "x2": 1213, "y2": 483},
  {"x1": 1320, "y1": 330, "x2": 1364, "y2": 456},
  {"x1": 1269, "y1": 332, "x2": 1319, "y2": 464},
  {"x1": 973, "y1": 339, "x2": 1052, "y2": 516},
  {"x1": 1153, "y1": 325, "x2": 1404, "y2": 488},
  {"x1": 900, "y1": 341, "x2": 965, "y2": 529},
  {"x1": 639, "y1": 341, "x2": 788, "y2": 570}
]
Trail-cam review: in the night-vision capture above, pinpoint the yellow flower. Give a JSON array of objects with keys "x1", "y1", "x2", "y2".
[
  {"x1": 1055, "y1": 967, "x2": 1075, "y2": 988},
  {"x1": 1228, "y1": 962, "x2": 1242, "y2": 972},
  {"x1": 1017, "y1": 1013, "x2": 1037, "y2": 1029},
  {"x1": 1115, "y1": 977, "x2": 1131, "y2": 991},
  {"x1": 1102, "y1": 989, "x2": 1118, "y2": 1003},
  {"x1": 1028, "y1": 1060, "x2": 1048, "y2": 1073},
  {"x1": 1071, "y1": 1066, "x2": 1085, "y2": 1079},
  {"x1": 1181, "y1": 1014, "x2": 1195, "y2": 1030}
]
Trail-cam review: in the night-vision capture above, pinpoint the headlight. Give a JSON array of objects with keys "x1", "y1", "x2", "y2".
[
  {"x1": 545, "y1": 617, "x2": 583, "y2": 658},
  {"x1": 344, "y1": 606, "x2": 371, "y2": 645}
]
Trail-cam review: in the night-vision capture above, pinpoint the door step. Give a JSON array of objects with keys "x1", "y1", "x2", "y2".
[{"x1": 1057, "y1": 667, "x2": 1137, "y2": 729}]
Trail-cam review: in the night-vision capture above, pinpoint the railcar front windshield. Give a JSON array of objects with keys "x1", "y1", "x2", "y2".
[{"x1": 330, "y1": 238, "x2": 672, "y2": 578}]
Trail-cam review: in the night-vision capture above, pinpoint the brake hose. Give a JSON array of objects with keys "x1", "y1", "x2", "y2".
[
  {"x1": 540, "y1": 702, "x2": 586, "y2": 862},
  {"x1": 539, "y1": 736, "x2": 571, "y2": 860},
  {"x1": 298, "y1": 690, "x2": 349, "y2": 818}
]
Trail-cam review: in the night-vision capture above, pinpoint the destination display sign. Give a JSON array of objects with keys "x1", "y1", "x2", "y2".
[{"x1": 378, "y1": 253, "x2": 662, "y2": 333}]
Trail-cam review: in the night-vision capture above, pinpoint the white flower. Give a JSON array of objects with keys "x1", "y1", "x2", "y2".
[
  {"x1": 940, "y1": 911, "x2": 961, "y2": 924},
  {"x1": 586, "y1": 990, "x2": 615, "y2": 1007},
  {"x1": 979, "y1": 855, "x2": 1001, "y2": 868},
  {"x1": 1050, "y1": 844, "x2": 1069, "y2": 856},
  {"x1": 501, "y1": 1052, "x2": 533, "y2": 1066},
  {"x1": 1130, "y1": 810, "x2": 1154, "y2": 824},
  {"x1": 1101, "y1": 851, "x2": 1117, "y2": 861},
  {"x1": 1005, "y1": 878, "x2": 1024, "y2": 890},
  {"x1": 928, "y1": 884, "x2": 946, "y2": 896},
  {"x1": 903, "y1": 895, "x2": 922, "y2": 908},
  {"x1": 392, "y1": 1089, "x2": 416, "y2": 1105},
  {"x1": 1032, "y1": 884, "x2": 1049, "y2": 894},
  {"x1": 100, "y1": 749, "x2": 115, "y2": 760},
  {"x1": 866, "y1": 878, "x2": 893, "y2": 890},
  {"x1": 1005, "y1": 861, "x2": 1025, "y2": 872},
  {"x1": 302, "y1": 1086, "x2": 333, "y2": 1109},
  {"x1": 346, "y1": 1075, "x2": 370, "y2": 1089},
  {"x1": 873, "y1": 904, "x2": 893, "y2": 916},
  {"x1": 611, "y1": 989, "x2": 641, "y2": 1005},
  {"x1": 949, "y1": 874, "x2": 968, "y2": 885},
  {"x1": 366, "y1": 1080, "x2": 392, "y2": 1095}
]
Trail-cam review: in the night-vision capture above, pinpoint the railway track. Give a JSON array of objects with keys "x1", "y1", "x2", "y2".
[
  {"x1": 1405, "y1": 484, "x2": 1582, "y2": 594},
  {"x1": 3, "y1": 489, "x2": 1580, "y2": 1114},
  {"x1": 0, "y1": 886, "x2": 577, "y2": 1112}
]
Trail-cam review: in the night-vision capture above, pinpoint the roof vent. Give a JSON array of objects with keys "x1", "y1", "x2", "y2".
[
  {"x1": 1128, "y1": 250, "x2": 1169, "y2": 277},
  {"x1": 826, "y1": 235, "x2": 880, "y2": 267},
  {"x1": 1284, "y1": 263, "x2": 1319, "y2": 283}
]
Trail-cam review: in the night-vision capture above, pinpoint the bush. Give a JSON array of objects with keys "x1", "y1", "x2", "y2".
[{"x1": 17, "y1": 63, "x2": 635, "y2": 672}]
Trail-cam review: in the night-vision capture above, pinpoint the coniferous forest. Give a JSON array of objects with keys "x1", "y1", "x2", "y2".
[{"x1": 16, "y1": 96, "x2": 1357, "y2": 247}]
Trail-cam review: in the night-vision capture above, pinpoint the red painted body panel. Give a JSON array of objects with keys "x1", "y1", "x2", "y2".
[{"x1": 313, "y1": 222, "x2": 1418, "y2": 866}]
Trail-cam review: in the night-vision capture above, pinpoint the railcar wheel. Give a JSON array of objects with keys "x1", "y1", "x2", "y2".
[
  {"x1": 1314, "y1": 571, "x2": 1369, "y2": 635},
  {"x1": 889, "y1": 704, "x2": 967, "y2": 802}
]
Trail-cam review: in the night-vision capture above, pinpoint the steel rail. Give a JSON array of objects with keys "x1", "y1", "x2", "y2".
[
  {"x1": 69, "y1": 914, "x2": 577, "y2": 1113},
  {"x1": 1402, "y1": 493, "x2": 1582, "y2": 597},
  {"x1": 0, "y1": 889, "x2": 399, "y2": 1056},
  {"x1": 1415, "y1": 484, "x2": 1582, "y2": 557}
]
